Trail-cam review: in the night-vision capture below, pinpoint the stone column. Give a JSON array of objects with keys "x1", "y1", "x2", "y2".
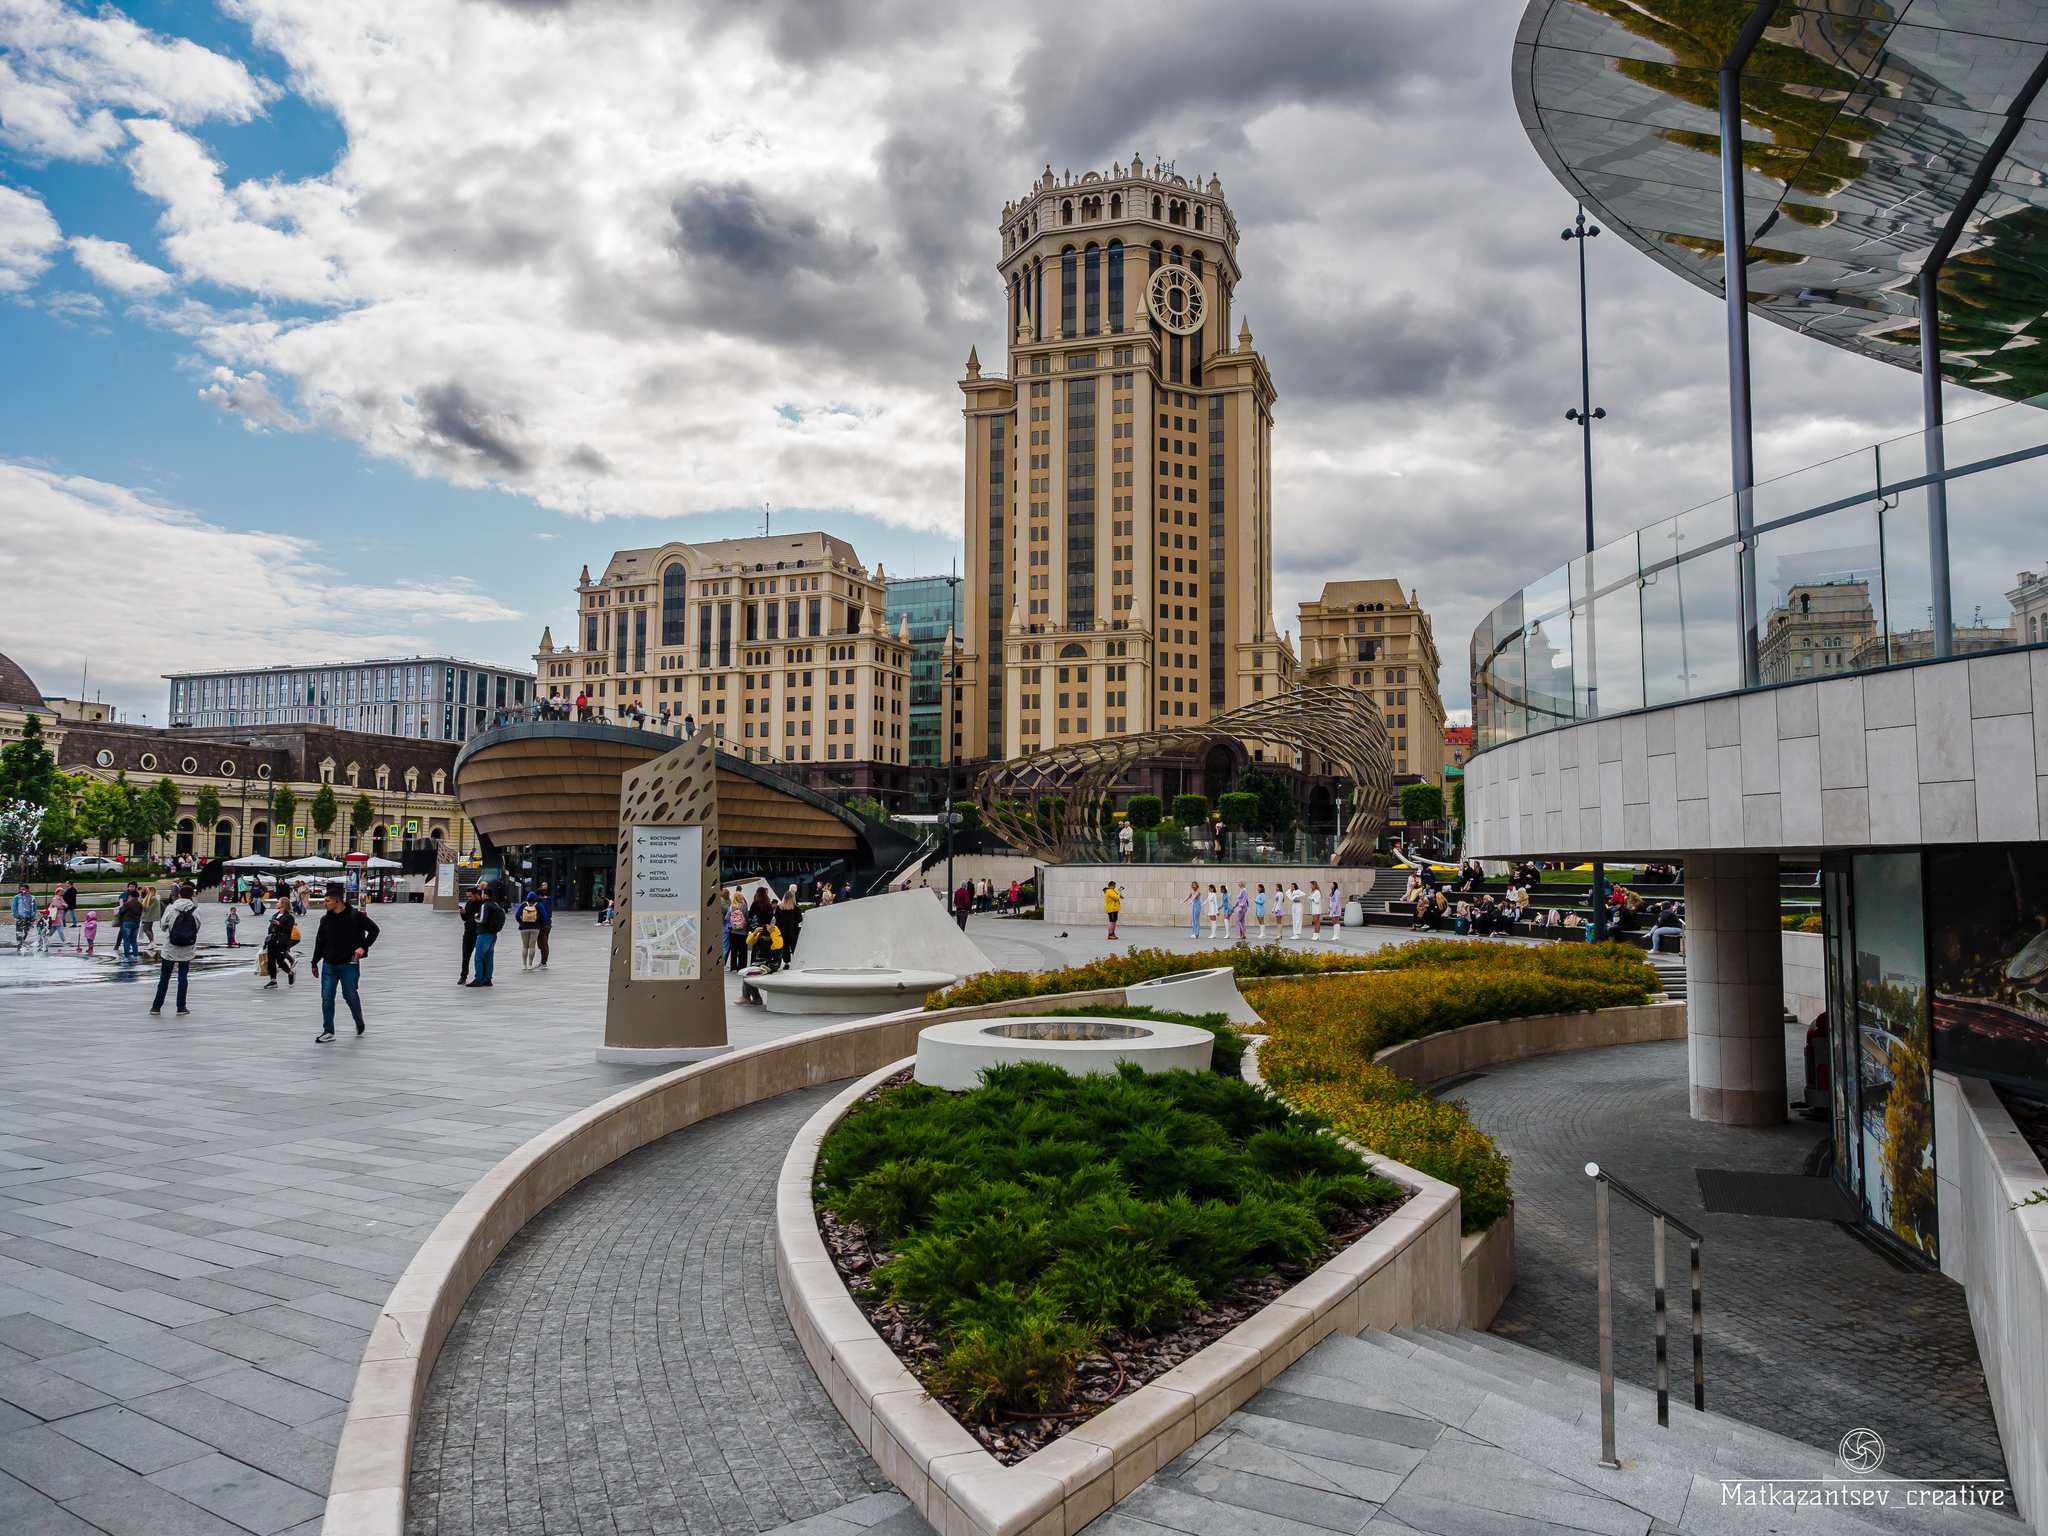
[{"x1": 1683, "y1": 850, "x2": 1786, "y2": 1126}]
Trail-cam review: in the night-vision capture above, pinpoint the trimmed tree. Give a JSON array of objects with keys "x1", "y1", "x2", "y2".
[
  {"x1": 0, "y1": 713, "x2": 60, "y2": 809},
  {"x1": 272, "y1": 784, "x2": 299, "y2": 853},
  {"x1": 1171, "y1": 793, "x2": 1208, "y2": 828},
  {"x1": 350, "y1": 793, "x2": 375, "y2": 850},
  {"x1": 1218, "y1": 791, "x2": 1259, "y2": 832},
  {"x1": 194, "y1": 785, "x2": 222, "y2": 851},
  {"x1": 1126, "y1": 794, "x2": 1162, "y2": 831},
  {"x1": 950, "y1": 799, "x2": 981, "y2": 831},
  {"x1": 310, "y1": 783, "x2": 338, "y2": 847},
  {"x1": 78, "y1": 774, "x2": 132, "y2": 855},
  {"x1": 1236, "y1": 765, "x2": 1296, "y2": 836},
  {"x1": 1399, "y1": 783, "x2": 1445, "y2": 827}
]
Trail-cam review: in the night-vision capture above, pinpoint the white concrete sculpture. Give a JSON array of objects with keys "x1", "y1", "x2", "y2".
[
  {"x1": 791, "y1": 888, "x2": 994, "y2": 975},
  {"x1": 1124, "y1": 966, "x2": 1264, "y2": 1026},
  {"x1": 751, "y1": 967, "x2": 957, "y2": 1015},
  {"x1": 915, "y1": 1015, "x2": 1214, "y2": 1090}
]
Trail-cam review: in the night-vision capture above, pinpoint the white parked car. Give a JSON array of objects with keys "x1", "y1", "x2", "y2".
[{"x1": 65, "y1": 855, "x2": 124, "y2": 874}]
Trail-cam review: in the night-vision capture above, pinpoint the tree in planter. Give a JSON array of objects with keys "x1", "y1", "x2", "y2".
[
  {"x1": 1126, "y1": 794, "x2": 1162, "y2": 832},
  {"x1": 1171, "y1": 793, "x2": 1208, "y2": 834},
  {"x1": 1218, "y1": 791, "x2": 1259, "y2": 855},
  {"x1": 350, "y1": 793, "x2": 375, "y2": 851},
  {"x1": 195, "y1": 786, "x2": 222, "y2": 856},
  {"x1": 1236, "y1": 765, "x2": 1296, "y2": 836},
  {"x1": 309, "y1": 783, "x2": 338, "y2": 851},
  {"x1": 272, "y1": 784, "x2": 299, "y2": 855},
  {"x1": 950, "y1": 799, "x2": 981, "y2": 832}
]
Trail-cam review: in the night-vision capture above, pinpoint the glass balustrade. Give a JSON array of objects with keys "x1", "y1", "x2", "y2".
[{"x1": 1472, "y1": 399, "x2": 2048, "y2": 753}]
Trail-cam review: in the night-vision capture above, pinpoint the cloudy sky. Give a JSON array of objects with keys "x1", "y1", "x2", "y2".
[{"x1": 0, "y1": 0, "x2": 1958, "y2": 724}]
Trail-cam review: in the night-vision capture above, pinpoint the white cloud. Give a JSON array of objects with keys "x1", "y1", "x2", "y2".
[
  {"x1": 0, "y1": 460, "x2": 520, "y2": 718},
  {"x1": 0, "y1": 180, "x2": 59, "y2": 292},
  {"x1": 0, "y1": 0, "x2": 273, "y2": 161},
  {"x1": 68, "y1": 233, "x2": 170, "y2": 292}
]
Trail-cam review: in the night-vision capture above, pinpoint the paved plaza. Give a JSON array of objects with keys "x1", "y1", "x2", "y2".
[
  {"x1": 0, "y1": 897, "x2": 1411, "y2": 1535},
  {"x1": 1458, "y1": 1037, "x2": 2008, "y2": 1489}
]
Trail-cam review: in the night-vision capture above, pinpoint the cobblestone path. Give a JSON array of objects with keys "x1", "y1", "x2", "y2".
[
  {"x1": 1457, "y1": 1035, "x2": 2009, "y2": 1487},
  {"x1": 406, "y1": 1081, "x2": 930, "y2": 1536}
]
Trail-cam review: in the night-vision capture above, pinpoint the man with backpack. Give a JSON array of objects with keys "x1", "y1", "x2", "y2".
[
  {"x1": 515, "y1": 888, "x2": 548, "y2": 970},
  {"x1": 149, "y1": 883, "x2": 202, "y2": 1017},
  {"x1": 458, "y1": 885, "x2": 483, "y2": 984},
  {"x1": 466, "y1": 884, "x2": 505, "y2": 987},
  {"x1": 311, "y1": 882, "x2": 380, "y2": 1041}
]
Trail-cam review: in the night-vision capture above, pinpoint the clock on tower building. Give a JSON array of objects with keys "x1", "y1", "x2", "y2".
[{"x1": 954, "y1": 157, "x2": 1285, "y2": 764}]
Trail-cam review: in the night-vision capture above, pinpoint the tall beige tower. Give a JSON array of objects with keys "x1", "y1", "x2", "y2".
[{"x1": 956, "y1": 158, "x2": 1282, "y2": 763}]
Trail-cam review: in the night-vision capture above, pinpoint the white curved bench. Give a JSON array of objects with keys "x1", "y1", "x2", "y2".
[
  {"x1": 750, "y1": 966, "x2": 957, "y2": 1015},
  {"x1": 914, "y1": 1013, "x2": 1213, "y2": 1089},
  {"x1": 1124, "y1": 965, "x2": 1265, "y2": 1025}
]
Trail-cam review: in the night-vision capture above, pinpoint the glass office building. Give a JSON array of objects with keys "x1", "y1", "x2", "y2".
[
  {"x1": 166, "y1": 656, "x2": 534, "y2": 742},
  {"x1": 886, "y1": 576, "x2": 962, "y2": 767}
]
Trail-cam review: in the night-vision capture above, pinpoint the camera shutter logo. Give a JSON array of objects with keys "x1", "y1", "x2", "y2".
[{"x1": 1838, "y1": 1428, "x2": 1885, "y2": 1474}]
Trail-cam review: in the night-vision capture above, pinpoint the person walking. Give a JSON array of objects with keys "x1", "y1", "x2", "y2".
[
  {"x1": 1288, "y1": 882, "x2": 1305, "y2": 941},
  {"x1": 515, "y1": 888, "x2": 545, "y2": 970},
  {"x1": 140, "y1": 883, "x2": 164, "y2": 950},
  {"x1": 952, "y1": 881, "x2": 972, "y2": 932},
  {"x1": 81, "y1": 908, "x2": 99, "y2": 954},
  {"x1": 1234, "y1": 881, "x2": 1249, "y2": 941},
  {"x1": 1205, "y1": 883, "x2": 1225, "y2": 942},
  {"x1": 467, "y1": 886, "x2": 505, "y2": 987},
  {"x1": 458, "y1": 886, "x2": 483, "y2": 984},
  {"x1": 1184, "y1": 880, "x2": 1202, "y2": 938},
  {"x1": 1254, "y1": 883, "x2": 1267, "y2": 940},
  {"x1": 262, "y1": 900, "x2": 299, "y2": 988},
  {"x1": 148, "y1": 883, "x2": 202, "y2": 1017},
  {"x1": 116, "y1": 888, "x2": 143, "y2": 959},
  {"x1": 1308, "y1": 881, "x2": 1325, "y2": 941},
  {"x1": 224, "y1": 905, "x2": 239, "y2": 948},
  {"x1": 311, "y1": 882, "x2": 379, "y2": 1041},
  {"x1": 11, "y1": 883, "x2": 33, "y2": 948},
  {"x1": 534, "y1": 882, "x2": 554, "y2": 967},
  {"x1": 1103, "y1": 881, "x2": 1121, "y2": 940},
  {"x1": 60, "y1": 878, "x2": 77, "y2": 932}
]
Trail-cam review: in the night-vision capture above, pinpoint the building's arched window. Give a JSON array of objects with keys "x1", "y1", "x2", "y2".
[
  {"x1": 1169, "y1": 199, "x2": 1187, "y2": 225},
  {"x1": 1107, "y1": 241, "x2": 1124, "y2": 335},
  {"x1": 1189, "y1": 251, "x2": 1204, "y2": 385},
  {"x1": 661, "y1": 561, "x2": 689, "y2": 646},
  {"x1": 213, "y1": 820, "x2": 233, "y2": 860},
  {"x1": 1059, "y1": 643, "x2": 1087, "y2": 658},
  {"x1": 1084, "y1": 243, "x2": 1100, "y2": 336},
  {"x1": 175, "y1": 818, "x2": 195, "y2": 857},
  {"x1": 1082, "y1": 195, "x2": 1101, "y2": 220},
  {"x1": 1061, "y1": 247, "x2": 1077, "y2": 337},
  {"x1": 1061, "y1": 199, "x2": 1073, "y2": 225},
  {"x1": 1194, "y1": 205, "x2": 1205, "y2": 231},
  {"x1": 252, "y1": 821, "x2": 270, "y2": 857},
  {"x1": 1110, "y1": 192, "x2": 1121, "y2": 219},
  {"x1": 1151, "y1": 194, "x2": 1162, "y2": 220},
  {"x1": 372, "y1": 825, "x2": 387, "y2": 857},
  {"x1": 1034, "y1": 257, "x2": 1044, "y2": 339}
]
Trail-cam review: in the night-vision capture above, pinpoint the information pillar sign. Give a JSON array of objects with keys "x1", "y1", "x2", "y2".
[{"x1": 599, "y1": 735, "x2": 727, "y2": 1063}]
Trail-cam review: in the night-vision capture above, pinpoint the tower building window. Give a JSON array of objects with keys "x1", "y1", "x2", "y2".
[{"x1": 1061, "y1": 248, "x2": 1076, "y2": 337}]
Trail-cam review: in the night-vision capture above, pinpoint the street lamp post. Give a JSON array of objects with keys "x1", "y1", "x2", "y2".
[{"x1": 1563, "y1": 205, "x2": 1610, "y2": 943}]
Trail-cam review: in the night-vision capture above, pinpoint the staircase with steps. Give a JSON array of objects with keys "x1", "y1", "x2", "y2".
[
  {"x1": 1362, "y1": 867, "x2": 1413, "y2": 911},
  {"x1": 1647, "y1": 951, "x2": 1687, "y2": 1002},
  {"x1": 1099, "y1": 1324, "x2": 2017, "y2": 1535}
]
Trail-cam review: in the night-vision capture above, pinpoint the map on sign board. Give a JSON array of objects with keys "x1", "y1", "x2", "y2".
[{"x1": 629, "y1": 824, "x2": 702, "y2": 981}]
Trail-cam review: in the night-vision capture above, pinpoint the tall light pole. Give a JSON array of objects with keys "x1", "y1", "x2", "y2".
[
  {"x1": 1562, "y1": 204, "x2": 1610, "y2": 942},
  {"x1": 1562, "y1": 205, "x2": 1605, "y2": 555}
]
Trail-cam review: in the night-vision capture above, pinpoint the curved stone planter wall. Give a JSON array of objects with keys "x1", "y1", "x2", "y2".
[
  {"x1": 319, "y1": 987, "x2": 1130, "y2": 1536},
  {"x1": 777, "y1": 1059, "x2": 1465, "y2": 1536},
  {"x1": 1368, "y1": 1000, "x2": 1687, "y2": 1084}
]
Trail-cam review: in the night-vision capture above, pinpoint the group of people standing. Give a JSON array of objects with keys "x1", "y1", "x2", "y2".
[
  {"x1": 457, "y1": 882, "x2": 553, "y2": 985},
  {"x1": 1092, "y1": 880, "x2": 1342, "y2": 943},
  {"x1": 723, "y1": 884, "x2": 803, "y2": 1002}
]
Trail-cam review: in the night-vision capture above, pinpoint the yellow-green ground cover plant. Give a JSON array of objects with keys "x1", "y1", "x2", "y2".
[
  {"x1": 1246, "y1": 941, "x2": 1661, "y2": 1232},
  {"x1": 928, "y1": 944, "x2": 1381, "y2": 1012},
  {"x1": 813, "y1": 1056, "x2": 1399, "y2": 1430}
]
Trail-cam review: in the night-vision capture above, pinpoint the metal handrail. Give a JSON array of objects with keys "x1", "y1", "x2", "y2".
[{"x1": 1585, "y1": 1162, "x2": 1703, "y2": 1468}]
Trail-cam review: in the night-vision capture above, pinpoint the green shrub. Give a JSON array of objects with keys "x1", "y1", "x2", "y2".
[
  {"x1": 1172, "y1": 794, "x2": 1209, "y2": 827},
  {"x1": 928, "y1": 944, "x2": 1378, "y2": 1012},
  {"x1": 816, "y1": 1060, "x2": 1397, "y2": 1420},
  {"x1": 1218, "y1": 792, "x2": 1259, "y2": 830},
  {"x1": 1126, "y1": 794, "x2": 1162, "y2": 831},
  {"x1": 1066, "y1": 1005, "x2": 1246, "y2": 1078}
]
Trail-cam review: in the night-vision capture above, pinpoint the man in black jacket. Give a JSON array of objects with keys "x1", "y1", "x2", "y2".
[
  {"x1": 458, "y1": 887, "x2": 483, "y2": 984},
  {"x1": 466, "y1": 885, "x2": 505, "y2": 987},
  {"x1": 311, "y1": 882, "x2": 380, "y2": 1042}
]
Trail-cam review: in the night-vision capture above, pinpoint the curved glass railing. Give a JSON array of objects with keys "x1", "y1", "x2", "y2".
[{"x1": 1472, "y1": 400, "x2": 2048, "y2": 753}]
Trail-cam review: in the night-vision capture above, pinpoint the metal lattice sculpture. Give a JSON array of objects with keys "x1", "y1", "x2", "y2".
[{"x1": 971, "y1": 686, "x2": 1392, "y2": 864}]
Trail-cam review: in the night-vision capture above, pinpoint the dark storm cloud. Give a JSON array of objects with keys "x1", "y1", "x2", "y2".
[
  {"x1": 670, "y1": 181, "x2": 878, "y2": 280},
  {"x1": 417, "y1": 382, "x2": 534, "y2": 475}
]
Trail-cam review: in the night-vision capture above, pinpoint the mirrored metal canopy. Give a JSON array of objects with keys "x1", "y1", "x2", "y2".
[{"x1": 1514, "y1": 0, "x2": 2048, "y2": 399}]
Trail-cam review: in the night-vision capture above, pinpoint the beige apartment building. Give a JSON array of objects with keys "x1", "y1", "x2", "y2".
[
  {"x1": 955, "y1": 158, "x2": 1290, "y2": 762},
  {"x1": 1757, "y1": 580, "x2": 1878, "y2": 684},
  {"x1": 1296, "y1": 580, "x2": 1445, "y2": 781},
  {"x1": 533, "y1": 533, "x2": 913, "y2": 770}
]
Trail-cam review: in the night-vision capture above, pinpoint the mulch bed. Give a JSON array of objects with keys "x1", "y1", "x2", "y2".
[{"x1": 816, "y1": 1067, "x2": 1409, "y2": 1465}]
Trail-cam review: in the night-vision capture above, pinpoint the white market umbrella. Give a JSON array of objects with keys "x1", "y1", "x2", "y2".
[
  {"x1": 286, "y1": 856, "x2": 343, "y2": 869},
  {"x1": 364, "y1": 857, "x2": 403, "y2": 870},
  {"x1": 224, "y1": 855, "x2": 286, "y2": 868}
]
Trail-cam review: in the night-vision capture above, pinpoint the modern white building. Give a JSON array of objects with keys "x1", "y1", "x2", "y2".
[{"x1": 165, "y1": 656, "x2": 535, "y2": 743}]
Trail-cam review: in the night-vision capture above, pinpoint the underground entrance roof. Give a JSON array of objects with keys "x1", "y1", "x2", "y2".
[{"x1": 1513, "y1": 0, "x2": 2048, "y2": 399}]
